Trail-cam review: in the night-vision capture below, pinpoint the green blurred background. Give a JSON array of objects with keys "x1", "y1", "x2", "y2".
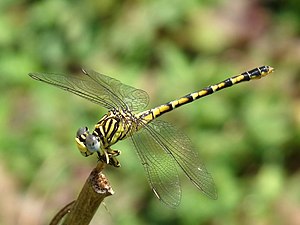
[{"x1": 1, "y1": 0, "x2": 299, "y2": 224}]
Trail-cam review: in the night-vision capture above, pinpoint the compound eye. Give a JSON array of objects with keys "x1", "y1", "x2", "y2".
[
  {"x1": 85, "y1": 134, "x2": 100, "y2": 153},
  {"x1": 77, "y1": 127, "x2": 89, "y2": 137}
]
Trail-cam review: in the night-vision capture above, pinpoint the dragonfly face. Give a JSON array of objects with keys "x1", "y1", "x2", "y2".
[
  {"x1": 75, "y1": 126, "x2": 101, "y2": 157},
  {"x1": 29, "y1": 66, "x2": 273, "y2": 207},
  {"x1": 75, "y1": 109, "x2": 134, "y2": 167}
]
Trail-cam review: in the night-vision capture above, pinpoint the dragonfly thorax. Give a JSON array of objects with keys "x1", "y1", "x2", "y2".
[{"x1": 75, "y1": 109, "x2": 139, "y2": 167}]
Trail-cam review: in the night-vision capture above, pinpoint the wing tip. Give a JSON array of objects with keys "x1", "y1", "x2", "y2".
[
  {"x1": 28, "y1": 72, "x2": 41, "y2": 81},
  {"x1": 202, "y1": 181, "x2": 218, "y2": 200},
  {"x1": 81, "y1": 68, "x2": 87, "y2": 74},
  {"x1": 81, "y1": 68, "x2": 96, "y2": 75}
]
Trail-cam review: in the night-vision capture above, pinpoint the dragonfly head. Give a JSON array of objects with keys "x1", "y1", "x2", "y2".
[{"x1": 75, "y1": 127, "x2": 100, "y2": 157}]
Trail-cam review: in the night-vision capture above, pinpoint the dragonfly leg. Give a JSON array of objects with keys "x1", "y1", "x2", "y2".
[
  {"x1": 96, "y1": 148, "x2": 110, "y2": 165},
  {"x1": 107, "y1": 149, "x2": 121, "y2": 157},
  {"x1": 108, "y1": 156, "x2": 121, "y2": 167},
  {"x1": 97, "y1": 149, "x2": 121, "y2": 167},
  {"x1": 107, "y1": 148, "x2": 121, "y2": 167}
]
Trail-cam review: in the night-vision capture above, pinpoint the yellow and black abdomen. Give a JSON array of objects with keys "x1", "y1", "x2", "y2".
[{"x1": 139, "y1": 65, "x2": 274, "y2": 123}]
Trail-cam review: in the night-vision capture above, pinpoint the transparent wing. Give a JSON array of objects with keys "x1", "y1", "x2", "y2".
[
  {"x1": 85, "y1": 69, "x2": 149, "y2": 111},
  {"x1": 29, "y1": 69, "x2": 149, "y2": 111},
  {"x1": 143, "y1": 120, "x2": 217, "y2": 200},
  {"x1": 131, "y1": 123, "x2": 182, "y2": 208}
]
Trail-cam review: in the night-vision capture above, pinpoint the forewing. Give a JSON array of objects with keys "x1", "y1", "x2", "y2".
[
  {"x1": 147, "y1": 120, "x2": 217, "y2": 200},
  {"x1": 83, "y1": 69, "x2": 149, "y2": 111},
  {"x1": 29, "y1": 69, "x2": 149, "y2": 111},
  {"x1": 131, "y1": 124, "x2": 181, "y2": 207}
]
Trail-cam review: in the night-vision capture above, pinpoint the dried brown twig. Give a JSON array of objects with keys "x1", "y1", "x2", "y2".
[{"x1": 49, "y1": 162, "x2": 114, "y2": 225}]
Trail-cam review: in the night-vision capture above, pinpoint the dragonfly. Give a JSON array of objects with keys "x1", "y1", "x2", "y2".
[{"x1": 29, "y1": 65, "x2": 274, "y2": 207}]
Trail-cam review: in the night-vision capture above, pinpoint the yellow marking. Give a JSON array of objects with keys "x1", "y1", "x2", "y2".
[
  {"x1": 198, "y1": 90, "x2": 208, "y2": 97},
  {"x1": 257, "y1": 67, "x2": 262, "y2": 74},
  {"x1": 79, "y1": 134, "x2": 86, "y2": 140},
  {"x1": 142, "y1": 113, "x2": 154, "y2": 122},
  {"x1": 152, "y1": 108, "x2": 161, "y2": 117},
  {"x1": 171, "y1": 100, "x2": 179, "y2": 108},
  {"x1": 217, "y1": 82, "x2": 226, "y2": 89},
  {"x1": 211, "y1": 85, "x2": 218, "y2": 92},
  {"x1": 97, "y1": 114, "x2": 108, "y2": 125},
  {"x1": 262, "y1": 66, "x2": 274, "y2": 77},
  {"x1": 99, "y1": 126, "x2": 105, "y2": 140},
  {"x1": 158, "y1": 105, "x2": 171, "y2": 113},
  {"x1": 191, "y1": 92, "x2": 199, "y2": 99},
  {"x1": 152, "y1": 108, "x2": 160, "y2": 114},
  {"x1": 251, "y1": 75, "x2": 260, "y2": 79},
  {"x1": 75, "y1": 137, "x2": 90, "y2": 155},
  {"x1": 178, "y1": 97, "x2": 190, "y2": 105},
  {"x1": 234, "y1": 75, "x2": 245, "y2": 83},
  {"x1": 104, "y1": 119, "x2": 110, "y2": 133},
  {"x1": 106, "y1": 119, "x2": 117, "y2": 138}
]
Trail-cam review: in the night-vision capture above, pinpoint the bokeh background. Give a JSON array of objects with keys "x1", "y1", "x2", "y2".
[{"x1": 1, "y1": 0, "x2": 300, "y2": 224}]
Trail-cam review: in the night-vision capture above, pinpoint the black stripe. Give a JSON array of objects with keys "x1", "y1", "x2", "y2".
[
  {"x1": 93, "y1": 127, "x2": 104, "y2": 142},
  {"x1": 182, "y1": 94, "x2": 194, "y2": 103},
  {"x1": 151, "y1": 110, "x2": 155, "y2": 119},
  {"x1": 107, "y1": 119, "x2": 119, "y2": 142},
  {"x1": 194, "y1": 87, "x2": 213, "y2": 100},
  {"x1": 163, "y1": 102, "x2": 174, "y2": 112},
  {"x1": 117, "y1": 127, "x2": 129, "y2": 141},
  {"x1": 223, "y1": 78, "x2": 233, "y2": 87},
  {"x1": 240, "y1": 72, "x2": 251, "y2": 81},
  {"x1": 206, "y1": 86, "x2": 214, "y2": 94},
  {"x1": 117, "y1": 120, "x2": 131, "y2": 141},
  {"x1": 258, "y1": 65, "x2": 268, "y2": 73},
  {"x1": 97, "y1": 114, "x2": 108, "y2": 125},
  {"x1": 248, "y1": 68, "x2": 261, "y2": 77},
  {"x1": 105, "y1": 118, "x2": 113, "y2": 134},
  {"x1": 78, "y1": 135, "x2": 86, "y2": 142}
]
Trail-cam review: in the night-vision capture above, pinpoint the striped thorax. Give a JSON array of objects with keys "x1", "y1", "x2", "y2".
[{"x1": 75, "y1": 109, "x2": 140, "y2": 166}]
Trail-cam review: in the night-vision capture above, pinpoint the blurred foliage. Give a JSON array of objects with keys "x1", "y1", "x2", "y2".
[{"x1": 0, "y1": 0, "x2": 300, "y2": 225}]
